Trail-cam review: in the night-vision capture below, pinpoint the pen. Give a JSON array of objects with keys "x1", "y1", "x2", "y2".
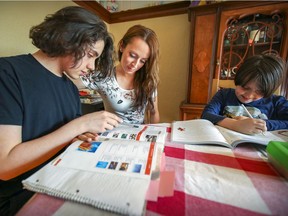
[{"x1": 241, "y1": 104, "x2": 265, "y2": 136}]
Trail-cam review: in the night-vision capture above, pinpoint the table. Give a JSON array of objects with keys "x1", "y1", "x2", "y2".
[{"x1": 17, "y1": 129, "x2": 288, "y2": 216}]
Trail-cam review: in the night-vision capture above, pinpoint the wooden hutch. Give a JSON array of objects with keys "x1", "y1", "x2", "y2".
[{"x1": 180, "y1": 1, "x2": 288, "y2": 120}]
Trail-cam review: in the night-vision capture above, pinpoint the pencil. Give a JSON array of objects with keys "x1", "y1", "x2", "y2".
[
  {"x1": 241, "y1": 104, "x2": 253, "y2": 118},
  {"x1": 241, "y1": 104, "x2": 265, "y2": 136}
]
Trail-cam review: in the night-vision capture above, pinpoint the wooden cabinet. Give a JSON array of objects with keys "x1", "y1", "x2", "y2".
[{"x1": 180, "y1": 1, "x2": 288, "y2": 120}]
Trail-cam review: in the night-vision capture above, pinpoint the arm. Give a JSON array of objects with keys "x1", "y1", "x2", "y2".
[
  {"x1": 72, "y1": 73, "x2": 98, "y2": 90},
  {"x1": 265, "y1": 96, "x2": 288, "y2": 130},
  {"x1": 202, "y1": 89, "x2": 266, "y2": 134},
  {"x1": 201, "y1": 90, "x2": 227, "y2": 124},
  {"x1": 0, "y1": 111, "x2": 122, "y2": 180},
  {"x1": 149, "y1": 96, "x2": 160, "y2": 124},
  {"x1": 217, "y1": 117, "x2": 267, "y2": 135},
  {"x1": 72, "y1": 77, "x2": 86, "y2": 89}
]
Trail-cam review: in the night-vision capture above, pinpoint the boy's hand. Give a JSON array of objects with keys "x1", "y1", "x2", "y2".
[
  {"x1": 218, "y1": 117, "x2": 267, "y2": 135},
  {"x1": 72, "y1": 133, "x2": 99, "y2": 143},
  {"x1": 82, "y1": 111, "x2": 122, "y2": 133},
  {"x1": 233, "y1": 116, "x2": 248, "y2": 121},
  {"x1": 234, "y1": 118, "x2": 267, "y2": 135}
]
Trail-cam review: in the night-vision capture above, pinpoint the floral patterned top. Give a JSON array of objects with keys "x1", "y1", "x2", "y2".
[{"x1": 81, "y1": 70, "x2": 156, "y2": 124}]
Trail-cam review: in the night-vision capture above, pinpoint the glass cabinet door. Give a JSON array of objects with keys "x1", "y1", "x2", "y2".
[{"x1": 220, "y1": 13, "x2": 284, "y2": 80}]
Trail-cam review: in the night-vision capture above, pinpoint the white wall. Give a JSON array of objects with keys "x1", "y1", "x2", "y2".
[{"x1": 0, "y1": 1, "x2": 77, "y2": 57}]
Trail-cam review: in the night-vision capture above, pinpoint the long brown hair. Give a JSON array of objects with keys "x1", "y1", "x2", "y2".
[{"x1": 118, "y1": 25, "x2": 160, "y2": 112}]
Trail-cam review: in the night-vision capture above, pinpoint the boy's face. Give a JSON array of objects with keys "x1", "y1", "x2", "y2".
[
  {"x1": 235, "y1": 81, "x2": 264, "y2": 103},
  {"x1": 64, "y1": 40, "x2": 105, "y2": 79}
]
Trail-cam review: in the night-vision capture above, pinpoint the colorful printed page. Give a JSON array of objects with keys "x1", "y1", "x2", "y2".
[
  {"x1": 53, "y1": 139, "x2": 158, "y2": 177},
  {"x1": 23, "y1": 138, "x2": 160, "y2": 215},
  {"x1": 22, "y1": 126, "x2": 166, "y2": 215},
  {"x1": 98, "y1": 124, "x2": 167, "y2": 144}
]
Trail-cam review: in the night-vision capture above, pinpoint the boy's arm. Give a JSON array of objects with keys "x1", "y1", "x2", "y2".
[
  {"x1": 202, "y1": 89, "x2": 267, "y2": 134},
  {"x1": 201, "y1": 90, "x2": 226, "y2": 123},
  {"x1": 0, "y1": 112, "x2": 122, "y2": 180},
  {"x1": 265, "y1": 96, "x2": 288, "y2": 130},
  {"x1": 217, "y1": 117, "x2": 267, "y2": 135}
]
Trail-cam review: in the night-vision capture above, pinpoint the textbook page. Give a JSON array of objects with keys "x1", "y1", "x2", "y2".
[
  {"x1": 54, "y1": 139, "x2": 157, "y2": 177},
  {"x1": 23, "y1": 139, "x2": 160, "y2": 215},
  {"x1": 217, "y1": 126, "x2": 288, "y2": 148},
  {"x1": 171, "y1": 119, "x2": 288, "y2": 149},
  {"x1": 171, "y1": 119, "x2": 230, "y2": 147},
  {"x1": 99, "y1": 124, "x2": 167, "y2": 144}
]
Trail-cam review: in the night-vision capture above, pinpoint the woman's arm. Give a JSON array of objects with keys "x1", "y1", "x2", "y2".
[
  {"x1": 72, "y1": 77, "x2": 86, "y2": 89},
  {"x1": 149, "y1": 96, "x2": 160, "y2": 123}
]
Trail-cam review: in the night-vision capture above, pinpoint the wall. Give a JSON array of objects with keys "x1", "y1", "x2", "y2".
[
  {"x1": 0, "y1": 1, "x2": 190, "y2": 123},
  {"x1": 0, "y1": 1, "x2": 77, "y2": 56},
  {"x1": 110, "y1": 15, "x2": 190, "y2": 123}
]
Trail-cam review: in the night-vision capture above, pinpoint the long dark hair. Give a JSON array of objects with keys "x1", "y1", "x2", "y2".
[{"x1": 30, "y1": 6, "x2": 114, "y2": 77}]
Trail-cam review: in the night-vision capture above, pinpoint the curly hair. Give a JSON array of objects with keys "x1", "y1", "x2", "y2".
[
  {"x1": 117, "y1": 25, "x2": 160, "y2": 112},
  {"x1": 29, "y1": 6, "x2": 114, "y2": 77},
  {"x1": 234, "y1": 54, "x2": 285, "y2": 98}
]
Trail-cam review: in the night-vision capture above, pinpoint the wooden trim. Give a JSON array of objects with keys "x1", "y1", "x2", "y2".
[
  {"x1": 187, "y1": 10, "x2": 196, "y2": 103},
  {"x1": 74, "y1": 1, "x2": 287, "y2": 24},
  {"x1": 188, "y1": 1, "x2": 283, "y2": 13},
  {"x1": 73, "y1": 1, "x2": 111, "y2": 22},
  {"x1": 73, "y1": 0, "x2": 190, "y2": 23},
  {"x1": 208, "y1": 6, "x2": 221, "y2": 100}
]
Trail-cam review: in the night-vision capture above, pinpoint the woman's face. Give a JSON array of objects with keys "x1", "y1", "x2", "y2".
[
  {"x1": 120, "y1": 37, "x2": 150, "y2": 75},
  {"x1": 235, "y1": 81, "x2": 264, "y2": 103},
  {"x1": 63, "y1": 40, "x2": 105, "y2": 79}
]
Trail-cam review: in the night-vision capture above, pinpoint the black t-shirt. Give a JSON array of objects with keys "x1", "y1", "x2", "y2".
[{"x1": 0, "y1": 54, "x2": 81, "y2": 198}]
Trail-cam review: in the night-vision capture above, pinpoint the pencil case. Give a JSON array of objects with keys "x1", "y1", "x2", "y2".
[{"x1": 266, "y1": 141, "x2": 288, "y2": 179}]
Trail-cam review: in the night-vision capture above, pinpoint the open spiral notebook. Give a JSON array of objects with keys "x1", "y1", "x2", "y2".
[{"x1": 23, "y1": 124, "x2": 167, "y2": 215}]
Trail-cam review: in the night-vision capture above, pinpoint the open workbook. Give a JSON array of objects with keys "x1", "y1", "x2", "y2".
[
  {"x1": 171, "y1": 119, "x2": 288, "y2": 149},
  {"x1": 23, "y1": 124, "x2": 167, "y2": 215}
]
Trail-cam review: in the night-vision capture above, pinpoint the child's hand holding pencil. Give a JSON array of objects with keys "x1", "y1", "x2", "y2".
[{"x1": 241, "y1": 104, "x2": 266, "y2": 136}]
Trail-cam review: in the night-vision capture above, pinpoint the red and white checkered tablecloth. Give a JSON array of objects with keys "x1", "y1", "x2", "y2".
[
  {"x1": 17, "y1": 128, "x2": 288, "y2": 216},
  {"x1": 146, "y1": 132, "x2": 288, "y2": 216}
]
